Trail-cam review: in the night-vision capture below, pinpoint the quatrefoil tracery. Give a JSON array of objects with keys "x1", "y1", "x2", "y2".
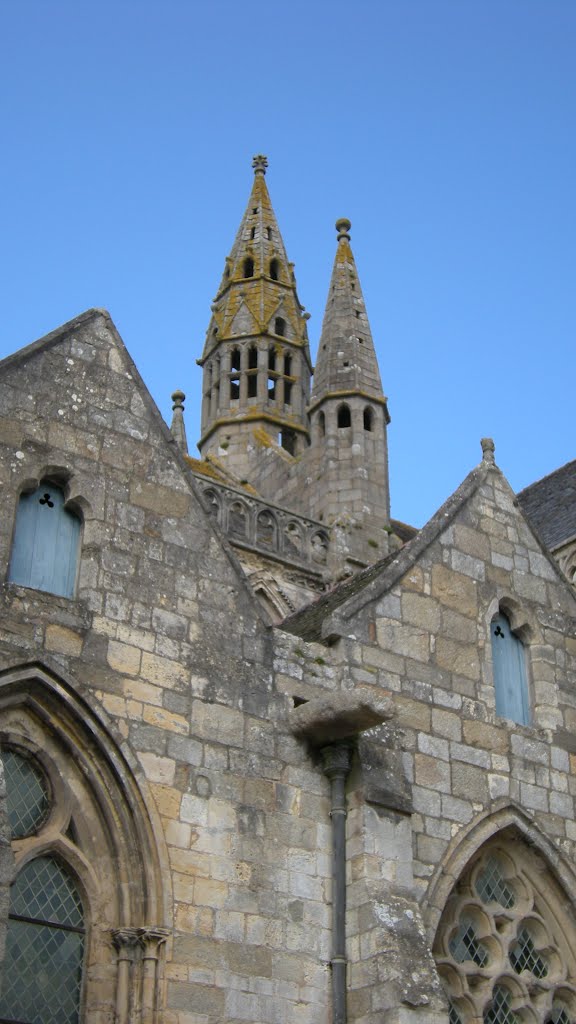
[{"x1": 435, "y1": 846, "x2": 576, "y2": 1024}]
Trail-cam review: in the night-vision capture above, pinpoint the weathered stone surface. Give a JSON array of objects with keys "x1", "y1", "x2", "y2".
[
  {"x1": 1, "y1": 167, "x2": 576, "y2": 1024},
  {"x1": 289, "y1": 688, "x2": 394, "y2": 744}
]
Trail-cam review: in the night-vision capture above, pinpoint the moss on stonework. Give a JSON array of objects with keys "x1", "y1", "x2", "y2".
[
  {"x1": 253, "y1": 428, "x2": 275, "y2": 448},
  {"x1": 185, "y1": 457, "x2": 225, "y2": 481}
]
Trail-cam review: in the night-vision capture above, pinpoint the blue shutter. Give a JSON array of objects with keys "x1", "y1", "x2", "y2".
[
  {"x1": 9, "y1": 485, "x2": 81, "y2": 598},
  {"x1": 491, "y1": 613, "x2": 530, "y2": 725}
]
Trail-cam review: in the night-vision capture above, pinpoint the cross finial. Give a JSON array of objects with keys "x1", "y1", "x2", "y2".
[{"x1": 252, "y1": 154, "x2": 268, "y2": 176}]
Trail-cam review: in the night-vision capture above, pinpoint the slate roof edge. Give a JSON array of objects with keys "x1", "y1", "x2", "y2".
[{"x1": 517, "y1": 458, "x2": 576, "y2": 502}]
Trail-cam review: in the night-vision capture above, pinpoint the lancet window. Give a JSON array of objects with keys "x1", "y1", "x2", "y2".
[
  {"x1": 0, "y1": 669, "x2": 166, "y2": 1024},
  {"x1": 491, "y1": 612, "x2": 530, "y2": 725},
  {"x1": 9, "y1": 482, "x2": 82, "y2": 599}
]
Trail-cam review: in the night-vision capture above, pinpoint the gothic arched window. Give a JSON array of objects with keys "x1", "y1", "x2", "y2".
[
  {"x1": 0, "y1": 749, "x2": 85, "y2": 1024},
  {"x1": 0, "y1": 856, "x2": 85, "y2": 1024},
  {"x1": 243, "y1": 257, "x2": 254, "y2": 278},
  {"x1": 434, "y1": 838, "x2": 576, "y2": 1024},
  {"x1": 491, "y1": 612, "x2": 530, "y2": 725},
  {"x1": 8, "y1": 483, "x2": 82, "y2": 599},
  {"x1": 270, "y1": 259, "x2": 280, "y2": 281},
  {"x1": 0, "y1": 669, "x2": 166, "y2": 1024}
]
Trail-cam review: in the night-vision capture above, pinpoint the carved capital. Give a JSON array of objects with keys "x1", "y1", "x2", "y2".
[
  {"x1": 137, "y1": 927, "x2": 169, "y2": 959},
  {"x1": 112, "y1": 927, "x2": 141, "y2": 959}
]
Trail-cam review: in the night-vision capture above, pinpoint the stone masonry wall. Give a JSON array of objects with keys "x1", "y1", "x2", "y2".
[
  {"x1": 0, "y1": 311, "x2": 344, "y2": 1024},
  {"x1": 305, "y1": 464, "x2": 576, "y2": 1023},
  {"x1": 2, "y1": 309, "x2": 576, "y2": 1024}
]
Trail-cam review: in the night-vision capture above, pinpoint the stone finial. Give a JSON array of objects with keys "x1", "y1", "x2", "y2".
[
  {"x1": 252, "y1": 154, "x2": 268, "y2": 175},
  {"x1": 335, "y1": 218, "x2": 351, "y2": 241},
  {"x1": 481, "y1": 437, "x2": 495, "y2": 465},
  {"x1": 170, "y1": 390, "x2": 188, "y2": 454}
]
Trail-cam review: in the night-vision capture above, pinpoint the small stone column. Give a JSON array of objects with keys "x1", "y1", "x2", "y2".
[
  {"x1": 139, "y1": 927, "x2": 168, "y2": 1024},
  {"x1": 112, "y1": 927, "x2": 140, "y2": 1024},
  {"x1": 220, "y1": 350, "x2": 231, "y2": 414}
]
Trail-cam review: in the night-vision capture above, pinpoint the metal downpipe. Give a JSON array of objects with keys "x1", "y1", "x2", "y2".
[{"x1": 322, "y1": 744, "x2": 353, "y2": 1024}]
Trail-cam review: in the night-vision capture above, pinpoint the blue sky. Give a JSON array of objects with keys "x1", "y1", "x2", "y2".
[{"x1": 1, "y1": 1, "x2": 574, "y2": 528}]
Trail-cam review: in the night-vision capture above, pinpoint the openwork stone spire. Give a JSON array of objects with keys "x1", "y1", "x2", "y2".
[
  {"x1": 197, "y1": 157, "x2": 313, "y2": 469},
  {"x1": 201, "y1": 155, "x2": 310, "y2": 363}
]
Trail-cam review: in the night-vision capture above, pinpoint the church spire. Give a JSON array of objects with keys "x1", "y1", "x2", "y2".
[
  {"x1": 311, "y1": 219, "x2": 386, "y2": 407},
  {"x1": 306, "y1": 220, "x2": 391, "y2": 551},
  {"x1": 198, "y1": 157, "x2": 312, "y2": 469}
]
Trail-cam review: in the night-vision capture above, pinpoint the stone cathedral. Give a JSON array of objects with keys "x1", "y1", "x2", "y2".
[{"x1": 0, "y1": 155, "x2": 575, "y2": 1024}]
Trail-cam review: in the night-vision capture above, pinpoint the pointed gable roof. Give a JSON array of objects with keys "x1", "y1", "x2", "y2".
[
  {"x1": 311, "y1": 218, "x2": 386, "y2": 409},
  {"x1": 201, "y1": 156, "x2": 311, "y2": 362},
  {"x1": 0, "y1": 308, "x2": 268, "y2": 614},
  {"x1": 281, "y1": 441, "x2": 576, "y2": 644}
]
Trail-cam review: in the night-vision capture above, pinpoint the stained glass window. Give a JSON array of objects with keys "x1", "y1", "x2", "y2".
[
  {"x1": 475, "y1": 856, "x2": 515, "y2": 908},
  {"x1": 484, "y1": 986, "x2": 519, "y2": 1024},
  {"x1": 547, "y1": 1010, "x2": 572, "y2": 1024},
  {"x1": 449, "y1": 916, "x2": 489, "y2": 966},
  {"x1": 3, "y1": 749, "x2": 49, "y2": 838},
  {"x1": 0, "y1": 857, "x2": 85, "y2": 1024},
  {"x1": 435, "y1": 843, "x2": 576, "y2": 1024},
  {"x1": 510, "y1": 928, "x2": 548, "y2": 979}
]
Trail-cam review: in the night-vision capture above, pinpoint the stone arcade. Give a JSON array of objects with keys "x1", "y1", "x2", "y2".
[{"x1": 0, "y1": 156, "x2": 575, "y2": 1024}]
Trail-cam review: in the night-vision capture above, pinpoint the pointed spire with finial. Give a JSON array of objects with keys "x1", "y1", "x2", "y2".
[
  {"x1": 305, "y1": 217, "x2": 391, "y2": 549},
  {"x1": 197, "y1": 157, "x2": 313, "y2": 469},
  {"x1": 201, "y1": 154, "x2": 310, "y2": 361},
  {"x1": 170, "y1": 390, "x2": 188, "y2": 453},
  {"x1": 311, "y1": 219, "x2": 385, "y2": 408}
]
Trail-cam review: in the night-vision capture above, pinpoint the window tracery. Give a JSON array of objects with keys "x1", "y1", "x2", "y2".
[
  {"x1": 434, "y1": 840, "x2": 576, "y2": 1024},
  {"x1": 0, "y1": 668, "x2": 167, "y2": 1024}
]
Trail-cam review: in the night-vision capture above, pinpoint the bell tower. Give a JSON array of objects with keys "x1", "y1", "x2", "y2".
[{"x1": 197, "y1": 156, "x2": 312, "y2": 477}]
